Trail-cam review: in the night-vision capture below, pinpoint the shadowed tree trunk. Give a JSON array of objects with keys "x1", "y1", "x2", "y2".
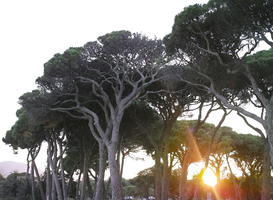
[
  {"x1": 76, "y1": 171, "x2": 82, "y2": 198},
  {"x1": 80, "y1": 150, "x2": 89, "y2": 200},
  {"x1": 261, "y1": 141, "x2": 271, "y2": 200},
  {"x1": 57, "y1": 138, "x2": 67, "y2": 200},
  {"x1": 179, "y1": 151, "x2": 190, "y2": 200},
  {"x1": 46, "y1": 158, "x2": 52, "y2": 200},
  {"x1": 161, "y1": 145, "x2": 169, "y2": 200},
  {"x1": 226, "y1": 155, "x2": 241, "y2": 200},
  {"x1": 94, "y1": 142, "x2": 107, "y2": 200},
  {"x1": 154, "y1": 150, "x2": 162, "y2": 200}
]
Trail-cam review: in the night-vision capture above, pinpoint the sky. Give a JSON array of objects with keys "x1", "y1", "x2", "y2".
[{"x1": 0, "y1": 0, "x2": 266, "y2": 179}]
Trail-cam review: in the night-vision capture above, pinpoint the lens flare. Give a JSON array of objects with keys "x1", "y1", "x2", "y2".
[{"x1": 202, "y1": 168, "x2": 217, "y2": 187}]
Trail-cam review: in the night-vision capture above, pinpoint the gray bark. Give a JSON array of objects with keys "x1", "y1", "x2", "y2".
[
  {"x1": 58, "y1": 140, "x2": 67, "y2": 200},
  {"x1": 108, "y1": 142, "x2": 123, "y2": 200},
  {"x1": 86, "y1": 173, "x2": 93, "y2": 198},
  {"x1": 31, "y1": 161, "x2": 36, "y2": 200},
  {"x1": 80, "y1": 150, "x2": 89, "y2": 200},
  {"x1": 265, "y1": 107, "x2": 273, "y2": 167},
  {"x1": 46, "y1": 159, "x2": 52, "y2": 200},
  {"x1": 33, "y1": 158, "x2": 46, "y2": 200},
  {"x1": 48, "y1": 141, "x2": 63, "y2": 200},
  {"x1": 67, "y1": 169, "x2": 75, "y2": 198},
  {"x1": 76, "y1": 172, "x2": 82, "y2": 198},
  {"x1": 94, "y1": 142, "x2": 106, "y2": 200}
]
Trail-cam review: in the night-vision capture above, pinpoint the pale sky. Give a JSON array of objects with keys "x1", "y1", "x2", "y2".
[{"x1": 0, "y1": 0, "x2": 265, "y2": 179}]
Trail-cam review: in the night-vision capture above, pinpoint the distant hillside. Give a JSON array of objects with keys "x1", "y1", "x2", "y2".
[{"x1": 0, "y1": 161, "x2": 27, "y2": 177}]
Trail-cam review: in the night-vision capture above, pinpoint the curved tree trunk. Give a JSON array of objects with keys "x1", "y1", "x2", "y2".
[{"x1": 32, "y1": 159, "x2": 46, "y2": 200}]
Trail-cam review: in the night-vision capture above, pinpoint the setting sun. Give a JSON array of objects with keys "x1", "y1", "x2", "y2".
[{"x1": 202, "y1": 168, "x2": 217, "y2": 187}]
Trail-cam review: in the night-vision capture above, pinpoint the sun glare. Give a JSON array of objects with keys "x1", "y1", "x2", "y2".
[{"x1": 202, "y1": 168, "x2": 217, "y2": 187}]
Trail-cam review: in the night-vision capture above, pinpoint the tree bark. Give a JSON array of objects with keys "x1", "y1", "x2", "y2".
[
  {"x1": 120, "y1": 151, "x2": 126, "y2": 178},
  {"x1": 58, "y1": 140, "x2": 67, "y2": 200},
  {"x1": 154, "y1": 149, "x2": 162, "y2": 200},
  {"x1": 161, "y1": 145, "x2": 169, "y2": 200},
  {"x1": 76, "y1": 171, "x2": 82, "y2": 198},
  {"x1": 261, "y1": 141, "x2": 272, "y2": 200},
  {"x1": 48, "y1": 141, "x2": 63, "y2": 200},
  {"x1": 107, "y1": 142, "x2": 123, "y2": 200},
  {"x1": 46, "y1": 158, "x2": 52, "y2": 200},
  {"x1": 66, "y1": 169, "x2": 74, "y2": 199},
  {"x1": 33, "y1": 159, "x2": 46, "y2": 200},
  {"x1": 265, "y1": 107, "x2": 273, "y2": 167},
  {"x1": 81, "y1": 150, "x2": 89, "y2": 200},
  {"x1": 179, "y1": 151, "x2": 190, "y2": 200},
  {"x1": 86, "y1": 173, "x2": 93, "y2": 198},
  {"x1": 31, "y1": 161, "x2": 36, "y2": 200},
  {"x1": 94, "y1": 142, "x2": 106, "y2": 200}
]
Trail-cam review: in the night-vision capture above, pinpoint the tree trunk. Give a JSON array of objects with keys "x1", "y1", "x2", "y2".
[
  {"x1": 161, "y1": 145, "x2": 169, "y2": 200},
  {"x1": 31, "y1": 161, "x2": 36, "y2": 200},
  {"x1": 261, "y1": 141, "x2": 271, "y2": 200},
  {"x1": 67, "y1": 169, "x2": 74, "y2": 199},
  {"x1": 108, "y1": 143, "x2": 123, "y2": 200},
  {"x1": 192, "y1": 184, "x2": 200, "y2": 200},
  {"x1": 76, "y1": 172, "x2": 82, "y2": 198},
  {"x1": 32, "y1": 159, "x2": 46, "y2": 200},
  {"x1": 51, "y1": 171, "x2": 56, "y2": 200},
  {"x1": 48, "y1": 141, "x2": 63, "y2": 200},
  {"x1": 26, "y1": 151, "x2": 31, "y2": 186},
  {"x1": 58, "y1": 141, "x2": 67, "y2": 200},
  {"x1": 80, "y1": 150, "x2": 89, "y2": 200},
  {"x1": 154, "y1": 149, "x2": 162, "y2": 200},
  {"x1": 94, "y1": 142, "x2": 106, "y2": 200},
  {"x1": 226, "y1": 156, "x2": 241, "y2": 200},
  {"x1": 179, "y1": 152, "x2": 190, "y2": 200},
  {"x1": 265, "y1": 107, "x2": 273, "y2": 167},
  {"x1": 86, "y1": 173, "x2": 93, "y2": 198},
  {"x1": 120, "y1": 151, "x2": 126, "y2": 177},
  {"x1": 46, "y1": 158, "x2": 52, "y2": 200}
]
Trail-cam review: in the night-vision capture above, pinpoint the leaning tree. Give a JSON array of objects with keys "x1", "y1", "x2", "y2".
[{"x1": 165, "y1": 1, "x2": 273, "y2": 199}]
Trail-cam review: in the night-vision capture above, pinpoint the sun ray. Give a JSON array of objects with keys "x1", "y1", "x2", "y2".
[{"x1": 186, "y1": 127, "x2": 221, "y2": 200}]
